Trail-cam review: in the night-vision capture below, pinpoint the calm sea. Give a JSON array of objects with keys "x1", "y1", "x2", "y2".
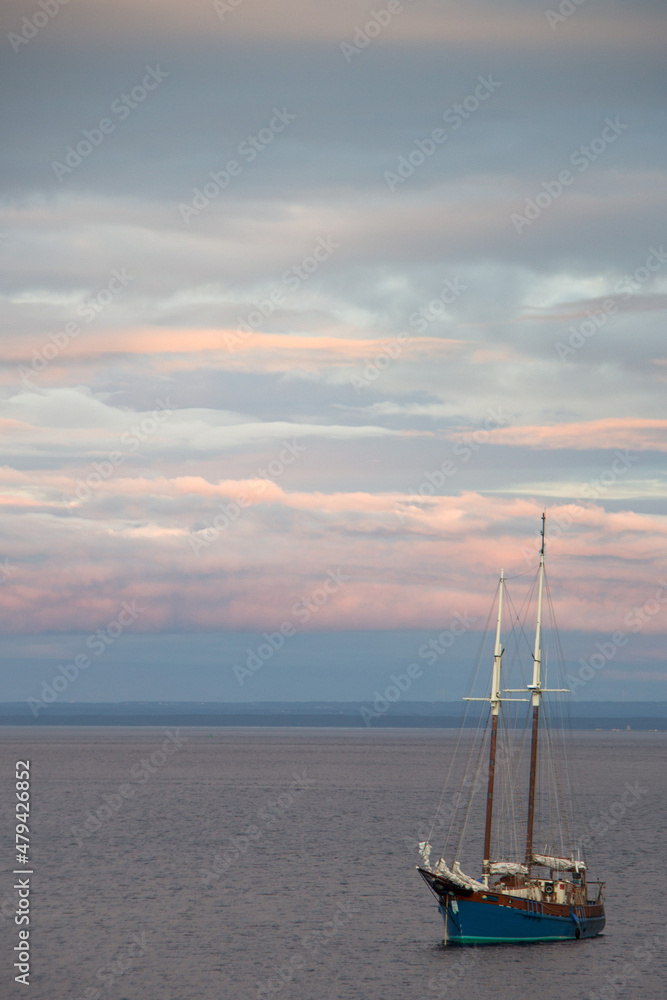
[{"x1": 1, "y1": 727, "x2": 665, "y2": 1000}]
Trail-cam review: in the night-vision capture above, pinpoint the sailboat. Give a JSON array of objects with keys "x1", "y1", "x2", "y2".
[{"x1": 417, "y1": 514, "x2": 606, "y2": 944}]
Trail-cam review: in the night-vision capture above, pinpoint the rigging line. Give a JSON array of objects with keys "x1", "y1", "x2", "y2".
[
  {"x1": 512, "y1": 571, "x2": 539, "y2": 857},
  {"x1": 498, "y1": 681, "x2": 522, "y2": 861},
  {"x1": 450, "y1": 703, "x2": 491, "y2": 859},
  {"x1": 493, "y1": 581, "x2": 533, "y2": 863},
  {"x1": 501, "y1": 581, "x2": 532, "y2": 683},
  {"x1": 454, "y1": 713, "x2": 491, "y2": 863},
  {"x1": 432, "y1": 579, "x2": 499, "y2": 856},
  {"x1": 437, "y1": 706, "x2": 484, "y2": 861},
  {"x1": 544, "y1": 574, "x2": 580, "y2": 850},
  {"x1": 427, "y1": 700, "x2": 474, "y2": 851},
  {"x1": 541, "y1": 648, "x2": 564, "y2": 852},
  {"x1": 436, "y1": 693, "x2": 489, "y2": 858},
  {"x1": 504, "y1": 567, "x2": 536, "y2": 580},
  {"x1": 498, "y1": 707, "x2": 520, "y2": 862},
  {"x1": 506, "y1": 728, "x2": 517, "y2": 858},
  {"x1": 514, "y1": 711, "x2": 529, "y2": 860},
  {"x1": 511, "y1": 684, "x2": 531, "y2": 858},
  {"x1": 493, "y1": 580, "x2": 523, "y2": 863},
  {"x1": 497, "y1": 710, "x2": 508, "y2": 846},
  {"x1": 510, "y1": 699, "x2": 528, "y2": 861},
  {"x1": 541, "y1": 702, "x2": 563, "y2": 856},
  {"x1": 439, "y1": 699, "x2": 490, "y2": 861},
  {"x1": 546, "y1": 693, "x2": 573, "y2": 855},
  {"x1": 504, "y1": 577, "x2": 540, "y2": 662},
  {"x1": 538, "y1": 577, "x2": 575, "y2": 860}
]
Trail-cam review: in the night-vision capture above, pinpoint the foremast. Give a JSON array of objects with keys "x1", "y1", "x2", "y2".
[
  {"x1": 482, "y1": 570, "x2": 504, "y2": 881},
  {"x1": 465, "y1": 568, "x2": 530, "y2": 886}
]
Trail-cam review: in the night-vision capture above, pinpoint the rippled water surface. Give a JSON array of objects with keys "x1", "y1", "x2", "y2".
[{"x1": 2, "y1": 727, "x2": 666, "y2": 1000}]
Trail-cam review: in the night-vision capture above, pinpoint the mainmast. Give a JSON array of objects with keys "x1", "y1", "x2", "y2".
[{"x1": 525, "y1": 514, "x2": 546, "y2": 865}]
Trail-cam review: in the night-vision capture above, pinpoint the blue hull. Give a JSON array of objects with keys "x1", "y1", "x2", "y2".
[{"x1": 439, "y1": 897, "x2": 605, "y2": 945}]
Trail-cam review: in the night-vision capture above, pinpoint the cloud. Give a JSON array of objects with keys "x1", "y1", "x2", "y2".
[
  {"x1": 1, "y1": 483, "x2": 666, "y2": 635},
  {"x1": 0, "y1": 0, "x2": 665, "y2": 701},
  {"x1": 478, "y1": 418, "x2": 667, "y2": 452},
  {"x1": 1, "y1": 0, "x2": 665, "y2": 50},
  {"x1": 519, "y1": 292, "x2": 667, "y2": 322}
]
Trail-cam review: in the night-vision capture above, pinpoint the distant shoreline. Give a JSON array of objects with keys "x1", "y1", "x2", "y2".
[{"x1": 1, "y1": 701, "x2": 665, "y2": 730}]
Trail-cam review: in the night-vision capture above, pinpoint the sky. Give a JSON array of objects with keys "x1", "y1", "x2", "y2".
[{"x1": 0, "y1": 0, "x2": 666, "y2": 705}]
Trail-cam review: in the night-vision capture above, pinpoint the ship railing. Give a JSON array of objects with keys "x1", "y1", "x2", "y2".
[{"x1": 585, "y1": 880, "x2": 606, "y2": 903}]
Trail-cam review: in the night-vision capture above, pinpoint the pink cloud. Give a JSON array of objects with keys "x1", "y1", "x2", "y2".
[
  {"x1": 0, "y1": 489, "x2": 665, "y2": 635},
  {"x1": 475, "y1": 417, "x2": 667, "y2": 451},
  {"x1": 1, "y1": 0, "x2": 661, "y2": 50},
  {"x1": 4, "y1": 327, "x2": 467, "y2": 380}
]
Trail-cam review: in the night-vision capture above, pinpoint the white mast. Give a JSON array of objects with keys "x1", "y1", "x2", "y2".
[
  {"x1": 530, "y1": 519, "x2": 546, "y2": 709},
  {"x1": 479, "y1": 571, "x2": 505, "y2": 883},
  {"x1": 524, "y1": 513, "x2": 568, "y2": 865},
  {"x1": 491, "y1": 571, "x2": 504, "y2": 716},
  {"x1": 525, "y1": 514, "x2": 545, "y2": 864},
  {"x1": 479, "y1": 573, "x2": 506, "y2": 883}
]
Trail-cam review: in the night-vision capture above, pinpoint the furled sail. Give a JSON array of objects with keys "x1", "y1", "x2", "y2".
[
  {"x1": 420, "y1": 846, "x2": 485, "y2": 892},
  {"x1": 532, "y1": 854, "x2": 586, "y2": 872},
  {"x1": 488, "y1": 861, "x2": 529, "y2": 875},
  {"x1": 431, "y1": 859, "x2": 486, "y2": 892},
  {"x1": 418, "y1": 842, "x2": 432, "y2": 868},
  {"x1": 451, "y1": 861, "x2": 486, "y2": 892}
]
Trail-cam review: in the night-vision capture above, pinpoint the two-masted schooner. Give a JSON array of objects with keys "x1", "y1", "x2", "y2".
[{"x1": 417, "y1": 515, "x2": 606, "y2": 943}]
